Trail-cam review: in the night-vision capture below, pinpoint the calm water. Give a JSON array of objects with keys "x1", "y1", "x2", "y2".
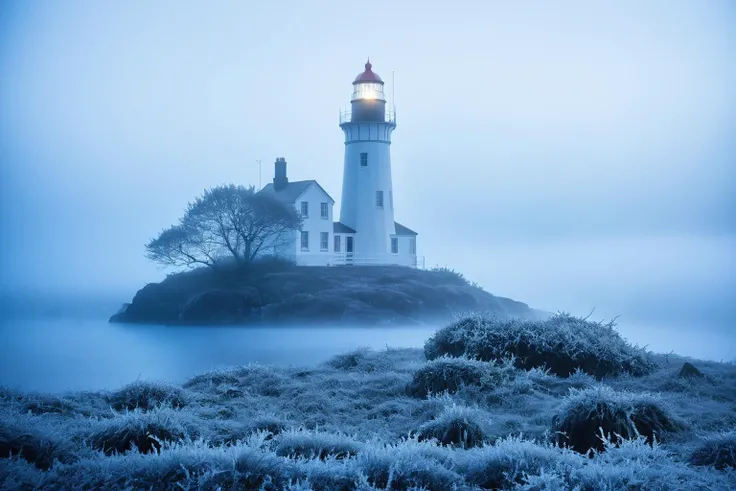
[
  {"x1": 0, "y1": 318, "x2": 440, "y2": 393},
  {"x1": 0, "y1": 317, "x2": 733, "y2": 393}
]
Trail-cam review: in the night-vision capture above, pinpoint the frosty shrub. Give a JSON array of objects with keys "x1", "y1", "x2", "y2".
[
  {"x1": 406, "y1": 357, "x2": 502, "y2": 397},
  {"x1": 108, "y1": 380, "x2": 189, "y2": 412},
  {"x1": 250, "y1": 414, "x2": 290, "y2": 438},
  {"x1": 327, "y1": 347, "x2": 372, "y2": 370},
  {"x1": 89, "y1": 408, "x2": 192, "y2": 455},
  {"x1": 690, "y1": 432, "x2": 736, "y2": 470},
  {"x1": 425, "y1": 313, "x2": 656, "y2": 379},
  {"x1": 357, "y1": 438, "x2": 460, "y2": 490},
  {"x1": 50, "y1": 437, "x2": 291, "y2": 491},
  {"x1": 552, "y1": 386, "x2": 684, "y2": 454},
  {"x1": 275, "y1": 429, "x2": 363, "y2": 460},
  {"x1": 457, "y1": 436, "x2": 573, "y2": 490},
  {"x1": 0, "y1": 420, "x2": 73, "y2": 470},
  {"x1": 21, "y1": 394, "x2": 76, "y2": 416},
  {"x1": 415, "y1": 404, "x2": 489, "y2": 448}
]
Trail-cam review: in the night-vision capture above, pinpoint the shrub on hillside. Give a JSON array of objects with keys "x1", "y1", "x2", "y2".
[
  {"x1": 552, "y1": 386, "x2": 684, "y2": 454},
  {"x1": 108, "y1": 380, "x2": 189, "y2": 412},
  {"x1": 415, "y1": 404, "x2": 489, "y2": 448},
  {"x1": 690, "y1": 432, "x2": 736, "y2": 470},
  {"x1": 406, "y1": 357, "x2": 503, "y2": 398},
  {"x1": 89, "y1": 409, "x2": 193, "y2": 455},
  {"x1": 425, "y1": 313, "x2": 656, "y2": 378},
  {"x1": 428, "y1": 267, "x2": 470, "y2": 286},
  {"x1": 274, "y1": 429, "x2": 363, "y2": 460}
]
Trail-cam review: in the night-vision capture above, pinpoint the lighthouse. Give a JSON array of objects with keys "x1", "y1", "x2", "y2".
[
  {"x1": 260, "y1": 59, "x2": 417, "y2": 267},
  {"x1": 338, "y1": 59, "x2": 397, "y2": 260}
]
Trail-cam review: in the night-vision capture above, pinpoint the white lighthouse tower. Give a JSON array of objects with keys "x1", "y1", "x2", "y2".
[{"x1": 338, "y1": 59, "x2": 397, "y2": 261}]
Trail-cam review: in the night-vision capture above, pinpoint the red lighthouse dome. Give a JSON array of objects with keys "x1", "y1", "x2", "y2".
[{"x1": 353, "y1": 59, "x2": 384, "y2": 84}]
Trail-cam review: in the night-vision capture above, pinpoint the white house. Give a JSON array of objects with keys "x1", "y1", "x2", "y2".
[{"x1": 258, "y1": 60, "x2": 419, "y2": 267}]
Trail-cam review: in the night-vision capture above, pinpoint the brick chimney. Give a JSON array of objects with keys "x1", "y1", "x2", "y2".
[{"x1": 273, "y1": 157, "x2": 288, "y2": 191}]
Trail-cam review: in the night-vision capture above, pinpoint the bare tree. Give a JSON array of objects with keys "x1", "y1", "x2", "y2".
[{"x1": 145, "y1": 185, "x2": 301, "y2": 270}]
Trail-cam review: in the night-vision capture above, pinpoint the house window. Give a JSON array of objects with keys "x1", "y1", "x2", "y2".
[
  {"x1": 320, "y1": 202, "x2": 328, "y2": 219},
  {"x1": 360, "y1": 153, "x2": 368, "y2": 166},
  {"x1": 300, "y1": 231, "x2": 309, "y2": 250},
  {"x1": 320, "y1": 232, "x2": 329, "y2": 251},
  {"x1": 334, "y1": 235, "x2": 341, "y2": 252},
  {"x1": 376, "y1": 190, "x2": 384, "y2": 208},
  {"x1": 391, "y1": 237, "x2": 399, "y2": 254},
  {"x1": 409, "y1": 238, "x2": 416, "y2": 255},
  {"x1": 300, "y1": 201, "x2": 309, "y2": 218}
]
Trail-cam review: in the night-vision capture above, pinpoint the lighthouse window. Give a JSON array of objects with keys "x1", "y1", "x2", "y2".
[
  {"x1": 360, "y1": 153, "x2": 368, "y2": 166},
  {"x1": 300, "y1": 201, "x2": 309, "y2": 218},
  {"x1": 391, "y1": 237, "x2": 399, "y2": 254},
  {"x1": 320, "y1": 232, "x2": 329, "y2": 251},
  {"x1": 376, "y1": 190, "x2": 384, "y2": 208},
  {"x1": 300, "y1": 231, "x2": 309, "y2": 251}
]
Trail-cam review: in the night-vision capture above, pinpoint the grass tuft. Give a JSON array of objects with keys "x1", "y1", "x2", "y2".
[
  {"x1": 415, "y1": 404, "x2": 489, "y2": 448},
  {"x1": 88, "y1": 408, "x2": 193, "y2": 455},
  {"x1": 108, "y1": 380, "x2": 189, "y2": 412},
  {"x1": 405, "y1": 357, "x2": 503, "y2": 398},
  {"x1": 552, "y1": 385, "x2": 684, "y2": 454},
  {"x1": 690, "y1": 432, "x2": 736, "y2": 470},
  {"x1": 425, "y1": 312, "x2": 656, "y2": 379}
]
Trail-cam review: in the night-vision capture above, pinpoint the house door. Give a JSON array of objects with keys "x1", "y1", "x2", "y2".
[{"x1": 346, "y1": 237, "x2": 354, "y2": 264}]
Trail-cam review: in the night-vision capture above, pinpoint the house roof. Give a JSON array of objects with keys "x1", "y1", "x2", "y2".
[
  {"x1": 333, "y1": 222, "x2": 356, "y2": 234},
  {"x1": 394, "y1": 222, "x2": 418, "y2": 236},
  {"x1": 259, "y1": 180, "x2": 335, "y2": 204}
]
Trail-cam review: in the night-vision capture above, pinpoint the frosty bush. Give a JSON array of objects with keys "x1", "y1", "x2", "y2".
[
  {"x1": 415, "y1": 404, "x2": 489, "y2": 448},
  {"x1": 690, "y1": 432, "x2": 736, "y2": 470},
  {"x1": 50, "y1": 437, "x2": 290, "y2": 491},
  {"x1": 552, "y1": 386, "x2": 684, "y2": 454},
  {"x1": 0, "y1": 420, "x2": 73, "y2": 470},
  {"x1": 89, "y1": 408, "x2": 193, "y2": 455},
  {"x1": 108, "y1": 380, "x2": 189, "y2": 412},
  {"x1": 357, "y1": 438, "x2": 460, "y2": 490},
  {"x1": 325, "y1": 346, "x2": 396, "y2": 374},
  {"x1": 425, "y1": 313, "x2": 656, "y2": 379},
  {"x1": 406, "y1": 357, "x2": 502, "y2": 397},
  {"x1": 328, "y1": 347, "x2": 372, "y2": 370},
  {"x1": 457, "y1": 436, "x2": 573, "y2": 490},
  {"x1": 275, "y1": 429, "x2": 363, "y2": 460}
]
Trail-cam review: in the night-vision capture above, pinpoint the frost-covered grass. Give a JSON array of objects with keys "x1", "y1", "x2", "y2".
[
  {"x1": 1, "y1": 316, "x2": 735, "y2": 490},
  {"x1": 552, "y1": 385, "x2": 685, "y2": 454},
  {"x1": 425, "y1": 312, "x2": 656, "y2": 378}
]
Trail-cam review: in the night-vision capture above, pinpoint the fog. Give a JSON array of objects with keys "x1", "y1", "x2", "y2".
[{"x1": 1, "y1": 1, "x2": 735, "y2": 340}]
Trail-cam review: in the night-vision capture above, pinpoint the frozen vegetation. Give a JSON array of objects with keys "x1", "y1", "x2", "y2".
[{"x1": 2, "y1": 314, "x2": 736, "y2": 490}]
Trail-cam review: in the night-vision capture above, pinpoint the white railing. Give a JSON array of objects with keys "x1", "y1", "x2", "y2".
[
  {"x1": 329, "y1": 253, "x2": 421, "y2": 268},
  {"x1": 339, "y1": 106, "x2": 396, "y2": 125}
]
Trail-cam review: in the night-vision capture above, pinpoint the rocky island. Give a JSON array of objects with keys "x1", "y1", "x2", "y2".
[{"x1": 110, "y1": 260, "x2": 542, "y2": 326}]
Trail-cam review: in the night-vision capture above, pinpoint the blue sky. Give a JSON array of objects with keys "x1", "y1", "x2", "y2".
[{"x1": 1, "y1": 0, "x2": 734, "y2": 329}]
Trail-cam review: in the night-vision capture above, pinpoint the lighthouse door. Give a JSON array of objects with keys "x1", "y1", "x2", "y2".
[{"x1": 346, "y1": 237, "x2": 354, "y2": 265}]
